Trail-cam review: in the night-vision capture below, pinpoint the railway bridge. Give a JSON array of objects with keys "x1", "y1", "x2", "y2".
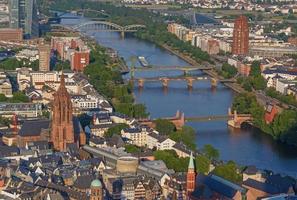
[{"x1": 72, "y1": 21, "x2": 146, "y2": 38}]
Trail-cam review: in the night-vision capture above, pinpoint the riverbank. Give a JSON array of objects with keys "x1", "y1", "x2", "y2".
[
  {"x1": 57, "y1": 11, "x2": 297, "y2": 176},
  {"x1": 157, "y1": 43, "x2": 246, "y2": 93},
  {"x1": 134, "y1": 30, "x2": 297, "y2": 147}
]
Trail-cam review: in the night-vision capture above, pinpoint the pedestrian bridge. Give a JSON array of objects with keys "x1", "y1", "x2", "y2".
[{"x1": 138, "y1": 109, "x2": 252, "y2": 129}]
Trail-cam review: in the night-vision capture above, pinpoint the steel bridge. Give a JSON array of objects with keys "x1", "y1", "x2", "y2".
[
  {"x1": 129, "y1": 75, "x2": 234, "y2": 89},
  {"x1": 129, "y1": 65, "x2": 214, "y2": 81},
  {"x1": 129, "y1": 75, "x2": 235, "y2": 88},
  {"x1": 72, "y1": 21, "x2": 146, "y2": 38}
]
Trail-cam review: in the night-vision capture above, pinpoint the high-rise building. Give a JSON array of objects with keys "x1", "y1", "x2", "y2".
[
  {"x1": 38, "y1": 44, "x2": 51, "y2": 71},
  {"x1": 70, "y1": 51, "x2": 90, "y2": 72},
  {"x1": 51, "y1": 73, "x2": 74, "y2": 152},
  {"x1": 186, "y1": 152, "x2": 196, "y2": 196},
  {"x1": 8, "y1": 0, "x2": 19, "y2": 29},
  {"x1": 232, "y1": 15, "x2": 249, "y2": 55},
  {"x1": 8, "y1": 0, "x2": 39, "y2": 38}
]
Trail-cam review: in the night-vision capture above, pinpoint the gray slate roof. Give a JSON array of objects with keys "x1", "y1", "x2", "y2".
[{"x1": 19, "y1": 120, "x2": 50, "y2": 136}]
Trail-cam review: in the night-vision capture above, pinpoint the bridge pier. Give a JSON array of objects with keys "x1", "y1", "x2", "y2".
[
  {"x1": 186, "y1": 77, "x2": 195, "y2": 89},
  {"x1": 120, "y1": 31, "x2": 125, "y2": 39},
  {"x1": 227, "y1": 109, "x2": 252, "y2": 129},
  {"x1": 211, "y1": 78, "x2": 217, "y2": 87},
  {"x1": 138, "y1": 79, "x2": 144, "y2": 88},
  {"x1": 161, "y1": 78, "x2": 170, "y2": 88},
  {"x1": 130, "y1": 69, "x2": 135, "y2": 80}
]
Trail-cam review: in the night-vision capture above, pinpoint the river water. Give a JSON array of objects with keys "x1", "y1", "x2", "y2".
[{"x1": 60, "y1": 16, "x2": 297, "y2": 177}]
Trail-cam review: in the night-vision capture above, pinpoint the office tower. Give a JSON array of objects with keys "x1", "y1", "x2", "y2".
[
  {"x1": 232, "y1": 15, "x2": 249, "y2": 55},
  {"x1": 9, "y1": 0, "x2": 39, "y2": 38}
]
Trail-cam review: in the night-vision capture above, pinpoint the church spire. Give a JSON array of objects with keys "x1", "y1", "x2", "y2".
[
  {"x1": 58, "y1": 72, "x2": 67, "y2": 91},
  {"x1": 188, "y1": 152, "x2": 195, "y2": 169},
  {"x1": 187, "y1": 151, "x2": 196, "y2": 197},
  {"x1": 56, "y1": 72, "x2": 69, "y2": 96},
  {"x1": 60, "y1": 72, "x2": 65, "y2": 87}
]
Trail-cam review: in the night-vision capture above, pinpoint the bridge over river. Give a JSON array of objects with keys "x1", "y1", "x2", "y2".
[
  {"x1": 129, "y1": 75, "x2": 235, "y2": 89},
  {"x1": 129, "y1": 63, "x2": 236, "y2": 88},
  {"x1": 51, "y1": 20, "x2": 146, "y2": 38},
  {"x1": 138, "y1": 110, "x2": 252, "y2": 130}
]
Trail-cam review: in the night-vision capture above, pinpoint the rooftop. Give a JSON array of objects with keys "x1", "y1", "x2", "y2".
[{"x1": 19, "y1": 120, "x2": 50, "y2": 137}]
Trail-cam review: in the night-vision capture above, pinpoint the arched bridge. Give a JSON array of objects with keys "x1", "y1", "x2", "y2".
[{"x1": 73, "y1": 21, "x2": 146, "y2": 37}]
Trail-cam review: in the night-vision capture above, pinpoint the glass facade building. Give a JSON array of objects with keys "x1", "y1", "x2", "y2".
[{"x1": 9, "y1": 0, "x2": 39, "y2": 38}]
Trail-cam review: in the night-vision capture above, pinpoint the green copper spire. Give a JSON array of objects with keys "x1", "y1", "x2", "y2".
[{"x1": 188, "y1": 152, "x2": 195, "y2": 169}]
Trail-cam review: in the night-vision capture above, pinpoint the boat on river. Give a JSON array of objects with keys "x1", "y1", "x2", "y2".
[{"x1": 138, "y1": 56, "x2": 149, "y2": 67}]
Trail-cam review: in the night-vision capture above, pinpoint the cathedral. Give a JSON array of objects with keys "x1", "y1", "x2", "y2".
[{"x1": 51, "y1": 73, "x2": 84, "y2": 151}]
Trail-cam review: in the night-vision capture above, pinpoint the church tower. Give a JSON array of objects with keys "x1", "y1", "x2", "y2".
[
  {"x1": 186, "y1": 152, "x2": 196, "y2": 197},
  {"x1": 90, "y1": 179, "x2": 103, "y2": 200},
  {"x1": 51, "y1": 73, "x2": 74, "y2": 151}
]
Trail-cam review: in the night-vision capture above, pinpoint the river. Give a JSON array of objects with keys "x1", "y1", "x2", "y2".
[{"x1": 60, "y1": 16, "x2": 297, "y2": 177}]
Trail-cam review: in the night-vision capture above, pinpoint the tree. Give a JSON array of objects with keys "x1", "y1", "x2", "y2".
[
  {"x1": 83, "y1": 44, "x2": 149, "y2": 118},
  {"x1": 0, "y1": 57, "x2": 39, "y2": 71},
  {"x1": 11, "y1": 92, "x2": 29, "y2": 103},
  {"x1": 242, "y1": 79, "x2": 253, "y2": 91},
  {"x1": 153, "y1": 150, "x2": 189, "y2": 172},
  {"x1": 195, "y1": 155, "x2": 210, "y2": 174},
  {"x1": 132, "y1": 104, "x2": 149, "y2": 118},
  {"x1": 104, "y1": 123, "x2": 129, "y2": 138},
  {"x1": 0, "y1": 116, "x2": 11, "y2": 126},
  {"x1": 220, "y1": 63, "x2": 237, "y2": 78},
  {"x1": 54, "y1": 60, "x2": 71, "y2": 71},
  {"x1": 0, "y1": 94, "x2": 8, "y2": 102},
  {"x1": 170, "y1": 126, "x2": 196, "y2": 150},
  {"x1": 0, "y1": 58, "x2": 22, "y2": 70},
  {"x1": 125, "y1": 144, "x2": 141, "y2": 153},
  {"x1": 250, "y1": 61, "x2": 261, "y2": 77},
  {"x1": 154, "y1": 119, "x2": 176, "y2": 135},
  {"x1": 271, "y1": 110, "x2": 297, "y2": 142},
  {"x1": 202, "y1": 144, "x2": 220, "y2": 160},
  {"x1": 250, "y1": 76, "x2": 267, "y2": 90},
  {"x1": 212, "y1": 161, "x2": 242, "y2": 183},
  {"x1": 232, "y1": 93, "x2": 256, "y2": 114},
  {"x1": 266, "y1": 87, "x2": 297, "y2": 107},
  {"x1": 42, "y1": 111, "x2": 50, "y2": 119}
]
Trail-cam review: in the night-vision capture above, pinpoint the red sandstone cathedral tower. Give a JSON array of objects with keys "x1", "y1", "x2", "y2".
[
  {"x1": 51, "y1": 73, "x2": 74, "y2": 151},
  {"x1": 187, "y1": 152, "x2": 196, "y2": 198}
]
